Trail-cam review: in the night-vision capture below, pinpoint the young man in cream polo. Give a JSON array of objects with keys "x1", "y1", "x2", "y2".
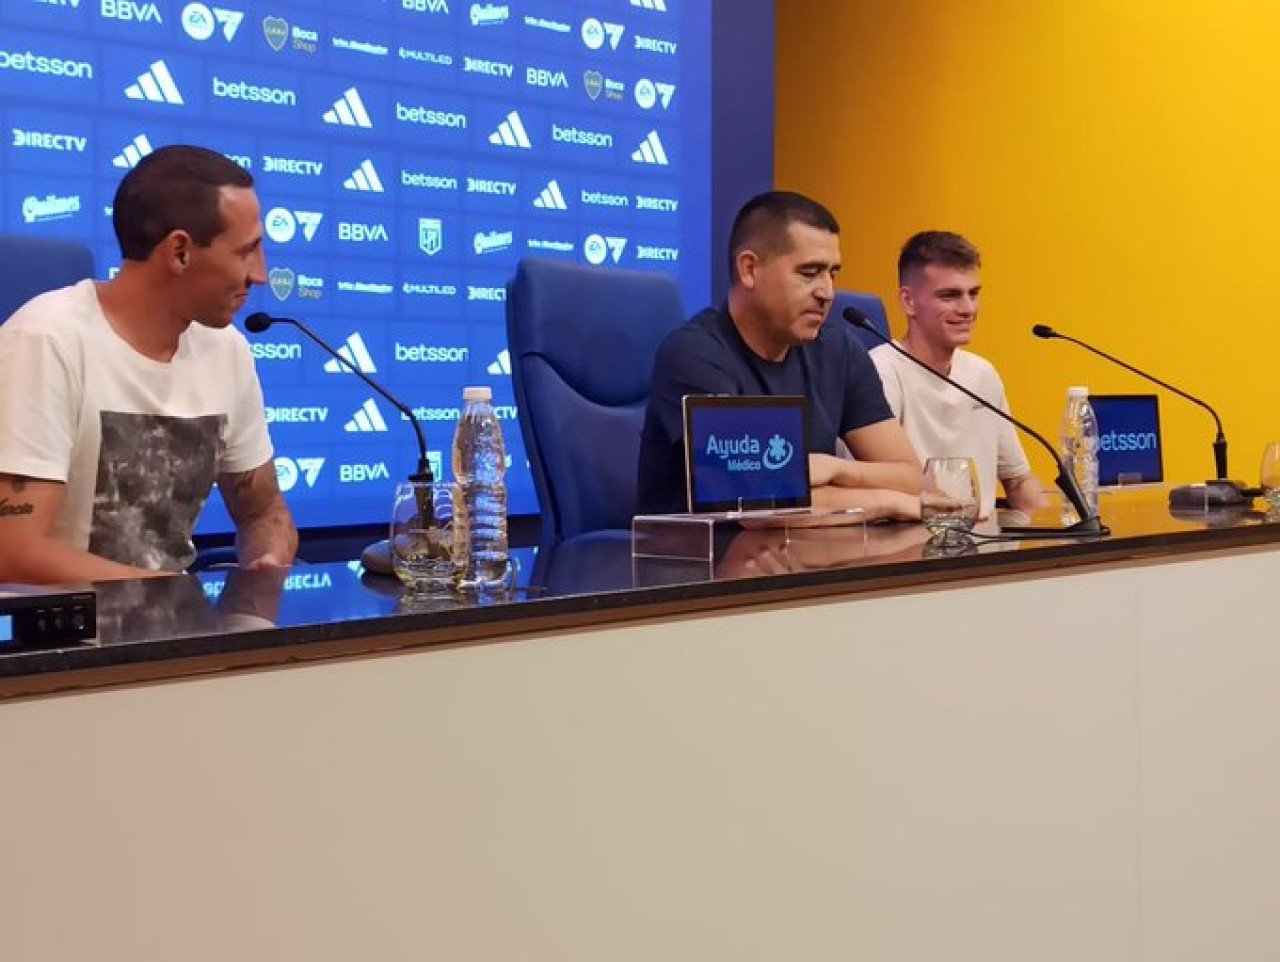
[{"x1": 870, "y1": 231, "x2": 1048, "y2": 518}]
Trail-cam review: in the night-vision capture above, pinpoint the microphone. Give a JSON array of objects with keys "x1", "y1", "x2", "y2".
[
  {"x1": 844, "y1": 307, "x2": 1108, "y2": 537},
  {"x1": 244, "y1": 312, "x2": 433, "y2": 483},
  {"x1": 1031, "y1": 324, "x2": 1247, "y2": 503}
]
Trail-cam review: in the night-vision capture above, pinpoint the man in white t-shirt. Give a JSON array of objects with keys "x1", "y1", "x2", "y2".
[
  {"x1": 0, "y1": 145, "x2": 297, "y2": 583},
  {"x1": 870, "y1": 231, "x2": 1048, "y2": 518}
]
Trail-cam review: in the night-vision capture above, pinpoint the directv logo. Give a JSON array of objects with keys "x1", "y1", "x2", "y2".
[
  {"x1": 345, "y1": 398, "x2": 388, "y2": 433},
  {"x1": 112, "y1": 134, "x2": 153, "y2": 168},
  {"x1": 324, "y1": 87, "x2": 373, "y2": 128},
  {"x1": 488, "y1": 349, "x2": 512, "y2": 376},
  {"x1": 630, "y1": 0, "x2": 667, "y2": 9},
  {"x1": 632, "y1": 130, "x2": 669, "y2": 165},
  {"x1": 533, "y1": 180, "x2": 568, "y2": 210},
  {"x1": 344, "y1": 158, "x2": 384, "y2": 192},
  {"x1": 488, "y1": 110, "x2": 531, "y2": 149},
  {"x1": 125, "y1": 60, "x2": 184, "y2": 105},
  {"x1": 324, "y1": 333, "x2": 377, "y2": 374}
]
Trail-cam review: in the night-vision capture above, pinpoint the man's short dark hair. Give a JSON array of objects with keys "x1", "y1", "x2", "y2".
[
  {"x1": 112, "y1": 144, "x2": 254, "y2": 261},
  {"x1": 897, "y1": 230, "x2": 981, "y2": 284},
  {"x1": 728, "y1": 190, "x2": 840, "y2": 283}
]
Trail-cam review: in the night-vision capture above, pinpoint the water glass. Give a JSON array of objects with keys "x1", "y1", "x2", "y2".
[
  {"x1": 1261, "y1": 443, "x2": 1280, "y2": 509},
  {"x1": 921, "y1": 457, "x2": 980, "y2": 541},
  {"x1": 390, "y1": 480, "x2": 459, "y2": 593}
]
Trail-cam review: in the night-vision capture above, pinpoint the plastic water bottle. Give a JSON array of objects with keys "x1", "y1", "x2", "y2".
[
  {"x1": 451, "y1": 385, "x2": 509, "y2": 586},
  {"x1": 1060, "y1": 385, "x2": 1100, "y2": 524}
]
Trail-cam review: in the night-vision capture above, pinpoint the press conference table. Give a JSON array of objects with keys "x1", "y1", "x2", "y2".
[{"x1": 3, "y1": 487, "x2": 1280, "y2": 962}]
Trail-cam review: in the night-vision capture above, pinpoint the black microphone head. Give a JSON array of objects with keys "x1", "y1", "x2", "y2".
[
  {"x1": 841, "y1": 306, "x2": 872, "y2": 329},
  {"x1": 1031, "y1": 323, "x2": 1056, "y2": 339},
  {"x1": 244, "y1": 312, "x2": 273, "y2": 334}
]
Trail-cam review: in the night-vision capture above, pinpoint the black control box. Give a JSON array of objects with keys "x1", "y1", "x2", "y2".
[{"x1": 0, "y1": 585, "x2": 97, "y2": 651}]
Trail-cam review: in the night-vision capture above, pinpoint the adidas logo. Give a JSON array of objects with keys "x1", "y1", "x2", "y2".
[
  {"x1": 125, "y1": 60, "x2": 184, "y2": 105},
  {"x1": 323, "y1": 333, "x2": 377, "y2": 374},
  {"x1": 487, "y1": 349, "x2": 511, "y2": 376},
  {"x1": 533, "y1": 179, "x2": 568, "y2": 210},
  {"x1": 630, "y1": 0, "x2": 667, "y2": 9},
  {"x1": 343, "y1": 158, "x2": 384, "y2": 192},
  {"x1": 344, "y1": 398, "x2": 388, "y2": 433},
  {"x1": 631, "y1": 130, "x2": 668, "y2": 166},
  {"x1": 112, "y1": 134, "x2": 153, "y2": 169},
  {"x1": 323, "y1": 87, "x2": 372, "y2": 128},
  {"x1": 488, "y1": 110, "x2": 532, "y2": 149}
]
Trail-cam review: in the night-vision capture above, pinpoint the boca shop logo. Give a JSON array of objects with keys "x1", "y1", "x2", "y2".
[{"x1": 706, "y1": 433, "x2": 794, "y2": 473}]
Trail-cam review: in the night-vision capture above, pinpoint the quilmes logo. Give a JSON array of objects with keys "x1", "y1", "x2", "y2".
[
  {"x1": 112, "y1": 133, "x2": 153, "y2": 168},
  {"x1": 473, "y1": 230, "x2": 513, "y2": 255},
  {"x1": 631, "y1": 130, "x2": 668, "y2": 165},
  {"x1": 345, "y1": 398, "x2": 388, "y2": 433},
  {"x1": 487, "y1": 110, "x2": 531, "y2": 149},
  {"x1": 580, "y1": 17, "x2": 624, "y2": 50},
  {"x1": 470, "y1": 3, "x2": 508, "y2": 26},
  {"x1": 264, "y1": 207, "x2": 322, "y2": 243},
  {"x1": 274, "y1": 456, "x2": 324, "y2": 492},
  {"x1": 583, "y1": 233, "x2": 626, "y2": 265},
  {"x1": 344, "y1": 158, "x2": 384, "y2": 192},
  {"x1": 125, "y1": 60, "x2": 184, "y2": 104},
  {"x1": 22, "y1": 193, "x2": 81, "y2": 224},
  {"x1": 634, "y1": 78, "x2": 675, "y2": 110},
  {"x1": 324, "y1": 332, "x2": 377, "y2": 373},
  {"x1": 324, "y1": 87, "x2": 373, "y2": 128},
  {"x1": 487, "y1": 349, "x2": 511, "y2": 376},
  {"x1": 533, "y1": 179, "x2": 567, "y2": 210},
  {"x1": 418, "y1": 217, "x2": 443, "y2": 255},
  {"x1": 181, "y1": 3, "x2": 244, "y2": 41},
  {"x1": 707, "y1": 433, "x2": 794, "y2": 473}
]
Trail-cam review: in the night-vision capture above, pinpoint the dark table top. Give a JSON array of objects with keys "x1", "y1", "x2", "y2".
[{"x1": 3, "y1": 486, "x2": 1277, "y2": 699}]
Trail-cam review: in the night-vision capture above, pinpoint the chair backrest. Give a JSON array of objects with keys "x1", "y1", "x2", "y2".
[
  {"x1": 832, "y1": 289, "x2": 892, "y2": 351},
  {"x1": 506, "y1": 257, "x2": 686, "y2": 543},
  {"x1": 0, "y1": 234, "x2": 96, "y2": 324}
]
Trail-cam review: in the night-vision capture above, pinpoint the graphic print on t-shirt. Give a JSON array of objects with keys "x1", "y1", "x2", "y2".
[{"x1": 89, "y1": 412, "x2": 224, "y2": 570}]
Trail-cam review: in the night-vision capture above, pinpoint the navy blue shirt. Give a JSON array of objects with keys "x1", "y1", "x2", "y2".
[{"x1": 636, "y1": 304, "x2": 894, "y2": 514}]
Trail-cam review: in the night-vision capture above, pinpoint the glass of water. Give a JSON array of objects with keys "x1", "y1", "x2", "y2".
[
  {"x1": 1261, "y1": 443, "x2": 1280, "y2": 510},
  {"x1": 390, "y1": 480, "x2": 459, "y2": 594},
  {"x1": 921, "y1": 457, "x2": 980, "y2": 542}
]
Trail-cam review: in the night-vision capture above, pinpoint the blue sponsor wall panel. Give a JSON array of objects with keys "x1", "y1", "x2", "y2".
[{"x1": 0, "y1": 0, "x2": 760, "y2": 533}]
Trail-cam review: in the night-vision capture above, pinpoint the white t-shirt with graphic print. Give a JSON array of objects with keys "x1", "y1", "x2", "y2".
[{"x1": 0, "y1": 280, "x2": 273, "y2": 571}]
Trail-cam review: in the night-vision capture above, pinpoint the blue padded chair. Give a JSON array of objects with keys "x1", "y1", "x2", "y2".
[
  {"x1": 505, "y1": 257, "x2": 686, "y2": 544},
  {"x1": 0, "y1": 234, "x2": 96, "y2": 323},
  {"x1": 832, "y1": 289, "x2": 893, "y2": 351}
]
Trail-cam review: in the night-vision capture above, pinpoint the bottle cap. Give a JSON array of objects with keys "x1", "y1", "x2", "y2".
[
  {"x1": 462, "y1": 386, "x2": 493, "y2": 402},
  {"x1": 1068, "y1": 385, "x2": 1089, "y2": 398}
]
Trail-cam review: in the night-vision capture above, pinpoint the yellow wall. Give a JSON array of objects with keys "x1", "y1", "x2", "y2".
[{"x1": 777, "y1": 1, "x2": 1277, "y2": 485}]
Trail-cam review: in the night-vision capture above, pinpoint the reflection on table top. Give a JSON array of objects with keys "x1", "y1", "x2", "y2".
[{"x1": 2, "y1": 485, "x2": 1277, "y2": 694}]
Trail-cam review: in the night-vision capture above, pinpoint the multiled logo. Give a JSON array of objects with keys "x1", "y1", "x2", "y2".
[
  {"x1": 580, "y1": 17, "x2": 624, "y2": 50},
  {"x1": 180, "y1": 3, "x2": 243, "y2": 41},
  {"x1": 324, "y1": 332, "x2": 377, "y2": 374},
  {"x1": 125, "y1": 60, "x2": 183, "y2": 104},
  {"x1": 707, "y1": 433, "x2": 794, "y2": 473},
  {"x1": 583, "y1": 233, "x2": 626, "y2": 265},
  {"x1": 324, "y1": 88, "x2": 373, "y2": 128},
  {"x1": 264, "y1": 207, "x2": 322, "y2": 243}
]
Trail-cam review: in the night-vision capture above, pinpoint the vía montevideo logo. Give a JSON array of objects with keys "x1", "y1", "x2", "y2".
[{"x1": 707, "y1": 433, "x2": 794, "y2": 472}]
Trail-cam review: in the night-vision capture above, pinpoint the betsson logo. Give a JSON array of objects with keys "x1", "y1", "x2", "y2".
[
  {"x1": 213, "y1": 76, "x2": 297, "y2": 106},
  {"x1": 0, "y1": 50, "x2": 94, "y2": 80}
]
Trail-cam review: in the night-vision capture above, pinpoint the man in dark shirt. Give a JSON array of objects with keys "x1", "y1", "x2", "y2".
[{"x1": 637, "y1": 190, "x2": 921, "y2": 518}]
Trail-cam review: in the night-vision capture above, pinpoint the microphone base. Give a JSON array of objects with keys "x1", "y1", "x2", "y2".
[
  {"x1": 1001, "y1": 516, "x2": 1111, "y2": 539},
  {"x1": 1169, "y1": 480, "x2": 1255, "y2": 509}
]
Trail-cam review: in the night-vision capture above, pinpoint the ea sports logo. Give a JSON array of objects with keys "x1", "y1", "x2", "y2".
[
  {"x1": 265, "y1": 207, "x2": 296, "y2": 243},
  {"x1": 581, "y1": 17, "x2": 605, "y2": 49}
]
